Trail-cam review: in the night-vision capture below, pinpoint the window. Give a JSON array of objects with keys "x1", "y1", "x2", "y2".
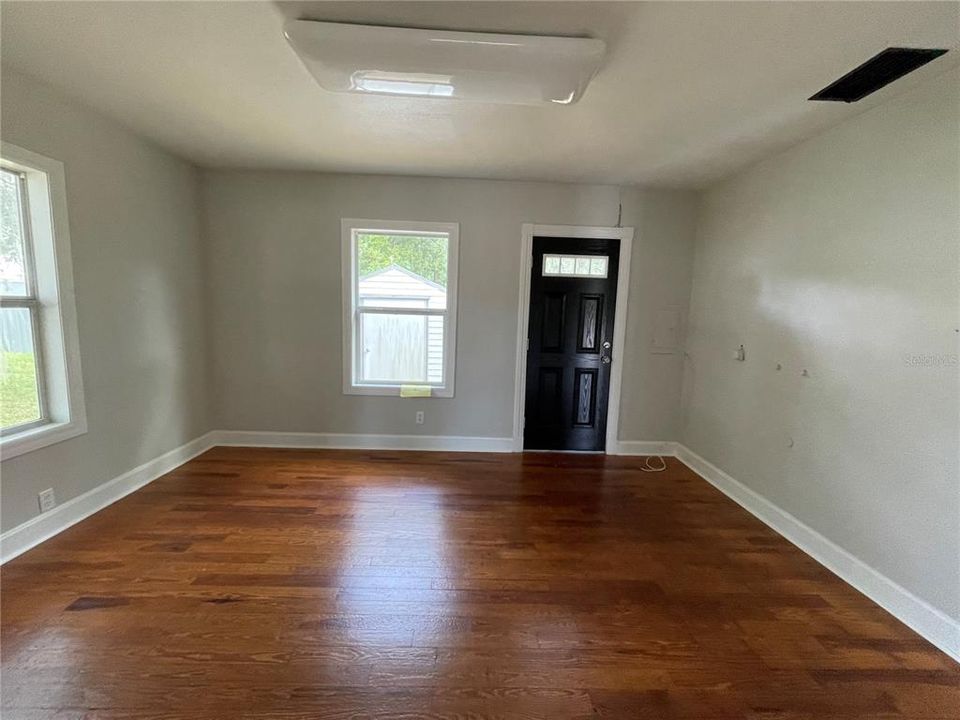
[
  {"x1": 342, "y1": 219, "x2": 458, "y2": 397},
  {"x1": 542, "y1": 254, "x2": 608, "y2": 278},
  {"x1": 1, "y1": 169, "x2": 44, "y2": 432},
  {"x1": 1, "y1": 143, "x2": 86, "y2": 459}
]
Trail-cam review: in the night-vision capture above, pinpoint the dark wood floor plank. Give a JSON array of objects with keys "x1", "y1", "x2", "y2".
[{"x1": 2, "y1": 447, "x2": 957, "y2": 718}]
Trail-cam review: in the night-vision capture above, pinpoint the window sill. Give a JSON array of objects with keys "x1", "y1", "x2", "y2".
[
  {"x1": 1, "y1": 419, "x2": 87, "y2": 461},
  {"x1": 343, "y1": 384, "x2": 454, "y2": 398}
]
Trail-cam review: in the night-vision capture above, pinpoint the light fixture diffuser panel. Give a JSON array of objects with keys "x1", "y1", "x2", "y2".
[{"x1": 283, "y1": 20, "x2": 606, "y2": 105}]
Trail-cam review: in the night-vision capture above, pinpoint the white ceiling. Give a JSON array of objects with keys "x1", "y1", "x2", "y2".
[{"x1": 2, "y1": 1, "x2": 958, "y2": 188}]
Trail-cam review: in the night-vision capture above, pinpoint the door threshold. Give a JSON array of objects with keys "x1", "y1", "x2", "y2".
[{"x1": 522, "y1": 449, "x2": 606, "y2": 454}]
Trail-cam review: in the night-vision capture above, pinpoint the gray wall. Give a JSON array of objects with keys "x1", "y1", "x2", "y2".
[
  {"x1": 682, "y1": 67, "x2": 960, "y2": 619},
  {"x1": 0, "y1": 68, "x2": 696, "y2": 536},
  {"x1": 0, "y1": 69, "x2": 211, "y2": 533},
  {"x1": 619, "y1": 189, "x2": 698, "y2": 441},
  {"x1": 201, "y1": 172, "x2": 697, "y2": 441}
]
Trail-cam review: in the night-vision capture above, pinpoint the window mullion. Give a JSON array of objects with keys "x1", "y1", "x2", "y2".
[
  {"x1": 0, "y1": 297, "x2": 40, "y2": 308},
  {"x1": 356, "y1": 306, "x2": 446, "y2": 317}
]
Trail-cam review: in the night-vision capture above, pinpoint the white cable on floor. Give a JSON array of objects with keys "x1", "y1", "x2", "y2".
[{"x1": 640, "y1": 455, "x2": 668, "y2": 472}]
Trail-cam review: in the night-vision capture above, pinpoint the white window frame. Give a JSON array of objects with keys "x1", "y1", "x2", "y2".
[
  {"x1": 341, "y1": 219, "x2": 459, "y2": 398},
  {"x1": 1, "y1": 143, "x2": 86, "y2": 459}
]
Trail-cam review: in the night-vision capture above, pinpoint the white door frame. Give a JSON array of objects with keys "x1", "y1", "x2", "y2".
[{"x1": 512, "y1": 223, "x2": 634, "y2": 453}]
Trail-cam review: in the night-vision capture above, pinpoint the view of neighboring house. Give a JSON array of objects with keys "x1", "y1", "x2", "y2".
[{"x1": 358, "y1": 264, "x2": 445, "y2": 385}]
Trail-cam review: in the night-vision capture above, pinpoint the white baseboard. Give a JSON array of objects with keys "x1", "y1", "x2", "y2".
[
  {"x1": 674, "y1": 443, "x2": 960, "y2": 664},
  {"x1": 210, "y1": 430, "x2": 515, "y2": 454},
  {"x1": 0, "y1": 431, "x2": 217, "y2": 564},
  {"x1": 610, "y1": 440, "x2": 677, "y2": 456}
]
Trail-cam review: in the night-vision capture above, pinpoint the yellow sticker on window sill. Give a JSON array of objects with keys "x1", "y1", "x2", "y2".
[{"x1": 400, "y1": 385, "x2": 432, "y2": 398}]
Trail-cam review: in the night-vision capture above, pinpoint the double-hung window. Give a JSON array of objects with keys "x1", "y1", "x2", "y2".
[
  {"x1": 1, "y1": 143, "x2": 86, "y2": 459},
  {"x1": 342, "y1": 219, "x2": 458, "y2": 397}
]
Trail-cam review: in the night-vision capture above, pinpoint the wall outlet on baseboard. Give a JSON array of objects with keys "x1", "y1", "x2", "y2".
[
  {"x1": 38, "y1": 488, "x2": 57, "y2": 513},
  {"x1": 415, "y1": 411, "x2": 425, "y2": 425}
]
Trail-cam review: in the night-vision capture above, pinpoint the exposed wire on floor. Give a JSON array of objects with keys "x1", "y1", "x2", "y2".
[{"x1": 640, "y1": 455, "x2": 668, "y2": 472}]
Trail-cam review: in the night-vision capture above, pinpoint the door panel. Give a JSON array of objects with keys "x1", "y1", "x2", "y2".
[
  {"x1": 540, "y1": 293, "x2": 566, "y2": 352},
  {"x1": 573, "y1": 368, "x2": 598, "y2": 426},
  {"x1": 536, "y1": 367, "x2": 564, "y2": 424},
  {"x1": 577, "y1": 294, "x2": 603, "y2": 353},
  {"x1": 524, "y1": 237, "x2": 619, "y2": 451}
]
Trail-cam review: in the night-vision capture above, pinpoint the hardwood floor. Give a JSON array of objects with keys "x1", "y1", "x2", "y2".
[{"x1": 2, "y1": 447, "x2": 957, "y2": 719}]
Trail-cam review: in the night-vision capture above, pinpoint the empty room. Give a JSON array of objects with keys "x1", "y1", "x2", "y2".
[{"x1": 0, "y1": 1, "x2": 958, "y2": 717}]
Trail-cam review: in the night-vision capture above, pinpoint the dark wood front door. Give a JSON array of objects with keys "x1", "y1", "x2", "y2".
[{"x1": 523, "y1": 236, "x2": 619, "y2": 451}]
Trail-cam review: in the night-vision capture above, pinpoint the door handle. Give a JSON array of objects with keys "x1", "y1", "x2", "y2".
[{"x1": 601, "y1": 341, "x2": 612, "y2": 364}]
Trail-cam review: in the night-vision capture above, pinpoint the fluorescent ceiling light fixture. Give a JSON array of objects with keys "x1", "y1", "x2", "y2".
[
  {"x1": 283, "y1": 21, "x2": 606, "y2": 105},
  {"x1": 352, "y1": 71, "x2": 455, "y2": 97}
]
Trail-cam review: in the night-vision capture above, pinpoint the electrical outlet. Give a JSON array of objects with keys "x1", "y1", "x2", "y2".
[
  {"x1": 415, "y1": 411, "x2": 425, "y2": 425},
  {"x1": 38, "y1": 488, "x2": 56, "y2": 513}
]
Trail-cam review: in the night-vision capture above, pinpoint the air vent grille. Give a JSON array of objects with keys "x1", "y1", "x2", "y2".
[{"x1": 809, "y1": 47, "x2": 948, "y2": 103}]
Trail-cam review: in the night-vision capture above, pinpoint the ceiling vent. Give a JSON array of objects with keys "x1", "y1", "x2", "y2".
[{"x1": 809, "y1": 47, "x2": 948, "y2": 103}]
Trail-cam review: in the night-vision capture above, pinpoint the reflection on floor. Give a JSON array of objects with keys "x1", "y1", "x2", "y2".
[{"x1": 2, "y1": 447, "x2": 957, "y2": 718}]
